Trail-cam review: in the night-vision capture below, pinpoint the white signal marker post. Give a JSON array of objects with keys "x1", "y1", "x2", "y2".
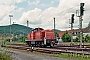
[{"x1": 9, "y1": 15, "x2": 13, "y2": 42}]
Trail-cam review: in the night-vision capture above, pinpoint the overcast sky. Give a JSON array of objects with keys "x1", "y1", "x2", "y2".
[{"x1": 0, "y1": 0, "x2": 90, "y2": 30}]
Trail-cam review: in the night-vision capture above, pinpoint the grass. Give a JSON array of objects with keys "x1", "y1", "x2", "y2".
[
  {"x1": 49, "y1": 53, "x2": 90, "y2": 60},
  {"x1": 0, "y1": 52, "x2": 11, "y2": 60}
]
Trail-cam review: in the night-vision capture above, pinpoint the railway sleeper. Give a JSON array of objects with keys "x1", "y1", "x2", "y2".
[
  {"x1": 44, "y1": 51, "x2": 52, "y2": 54},
  {"x1": 51, "y1": 52, "x2": 61, "y2": 54},
  {"x1": 36, "y1": 50, "x2": 44, "y2": 52}
]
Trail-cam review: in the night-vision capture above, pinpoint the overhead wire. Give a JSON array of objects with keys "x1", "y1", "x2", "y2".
[
  {"x1": 55, "y1": 5, "x2": 79, "y2": 16},
  {"x1": 42, "y1": 5, "x2": 80, "y2": 29}
]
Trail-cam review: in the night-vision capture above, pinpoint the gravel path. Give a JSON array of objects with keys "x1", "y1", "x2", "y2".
[
  {"x1": 0, "y1": 48, "x2": 71, "y2": 60},
  {"x1": 10, "y1": 51, "x2": 70, "y2": 60}
]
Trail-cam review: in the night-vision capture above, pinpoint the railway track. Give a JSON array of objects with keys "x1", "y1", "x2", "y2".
[
  {"x1": 52, "y1": 46, "x2": 90, "y2": 52},
  {"x1": 3, "y1": 43, "x2": 90, "y2": 55}
]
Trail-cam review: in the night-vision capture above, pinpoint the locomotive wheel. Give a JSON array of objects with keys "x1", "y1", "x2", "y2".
[
  {"x1": 50, "y1": 44, "x2": 54, "y2": 47},
  {"x1": 50, "y1": 41, "x2": 54, "y2": 47},
  {"x1": 50, "y1": 42, "x2": 54, "y2": 47}
]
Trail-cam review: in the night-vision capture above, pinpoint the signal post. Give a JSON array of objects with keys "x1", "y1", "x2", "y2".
[
  {"x1": 76, "y1": 3, "x2": 85, "y2": 48},
  {"x1": 69, "y1": 14, "x2": 75, "y2": 46}
]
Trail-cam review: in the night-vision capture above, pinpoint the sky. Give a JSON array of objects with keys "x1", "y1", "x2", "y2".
[{"x1": 0, "y1": 0, "x2": 90, "y2": 31}]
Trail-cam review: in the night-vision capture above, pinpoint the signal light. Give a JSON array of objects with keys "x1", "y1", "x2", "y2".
[
  {"x1": 80, "y1": 3, "x2": 85, "y2": 16},
  {"x1": 71, "y1": 14, "x2": 74, "y2": 23}
]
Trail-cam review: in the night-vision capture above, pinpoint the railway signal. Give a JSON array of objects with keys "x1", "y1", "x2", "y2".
[
  {"x1": 80, "y1": 3, "x2": 85, "y2": 16},
  {"x1": 69, "y1": 14, "x2": 75, "y2": 45},
  {"x1": 76, "y1": 3, "x2": 85, "y2": 48},
  {"x1": 71, "y1": 14, "x2": 75, "y2": 23}
]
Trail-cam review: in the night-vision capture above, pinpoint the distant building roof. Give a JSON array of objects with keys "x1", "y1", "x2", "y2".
[
  {"x1": 58, "y1": 30, "x2": 71, "y2": 37},
  {"x1": 58, "y1": 26, "x2": 90, "y2": 37}
]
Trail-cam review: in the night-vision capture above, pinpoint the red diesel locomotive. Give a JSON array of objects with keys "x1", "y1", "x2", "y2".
[{"x1": 26, "y1": 27, "x2": 56, "y2": 47}]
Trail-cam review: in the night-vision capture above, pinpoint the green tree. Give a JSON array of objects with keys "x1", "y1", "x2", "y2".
[
  {"x1": 12, "y1": 37, "x2": 18, "y2": 42},
  {"x1": 74, "y1": 34, "x2": 90, "y2": 42},
  {"x1": 74, "y1": 33, "x2": 85, "y2": 42},
  {"x1": 11, "y1": 35, "x2": 26, "y2": 43},
  {"x1": 73, "y1": 37, "x2": 79, "y2": 42},
  {"x1": 84, "y1": 34, "x2": 90, "y2": 42},
  {"x1": 20, "y1": 36, "x2": 26, "y2": 43},
  {"x1": 61, "y1": 31, "x2": 71, "y2": 42}
]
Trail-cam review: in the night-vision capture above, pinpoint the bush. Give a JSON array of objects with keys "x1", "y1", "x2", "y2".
[{"x1": 0, "y1": 52, "x2": 11, "y2": 60}]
